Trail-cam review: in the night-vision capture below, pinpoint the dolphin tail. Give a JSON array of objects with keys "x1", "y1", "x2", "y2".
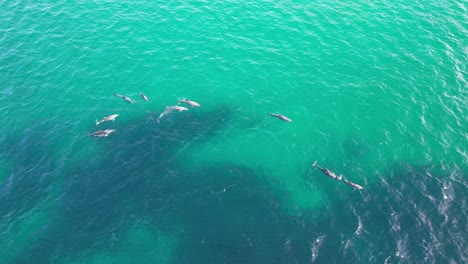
[
  {"x1": 312, "y1": 160, "x2": 317, "y2": 167},
  {"x1": 338, "y1": 175, "x2": 343, "y2": 181},
  {"x1": 267, "y1": 112, "x2": 271, "y2": 116},
  {"x1": 87, "y1": 132, "x2": 91, "y2": 137},
  {"x1": 95, "y1": 120, "x2": 101, "y2": 126}
]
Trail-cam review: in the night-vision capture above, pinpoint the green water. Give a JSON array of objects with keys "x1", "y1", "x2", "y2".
[{"x1": 1, "y1": 0, "x2": 467, "y2": 263}]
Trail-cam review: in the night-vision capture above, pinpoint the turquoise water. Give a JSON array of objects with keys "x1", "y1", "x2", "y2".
[{"x1": 1, "y1": 0, "x2": 467, "y2": 263}]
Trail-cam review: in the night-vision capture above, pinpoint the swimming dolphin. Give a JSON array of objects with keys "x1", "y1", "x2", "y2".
[
  {"x1": 114, "y1": 93, "x2": 134, "y2": 103},
  {"x1": 170, "y1": 105, "x2": 189, "y2": 112},
  {"x1": 95, "y1": 114, "x2": 119, "y2": 126},
  {"x1": 140, "y1": 93, "x2": 149, "y2": 101},
  {"x1": 312, "y1": 161, "x2": 342, "y2": 180},
  {"x1": 178, "y1": 98, "x2": 200, "y2": 107},
  {"x1": 88, "y1": 129, "x2": 116, "y2": 137},
  {"x1": 342, "y1": 178, "x2": 364, "y2": 190},
  {"x1": 156, "y1": 107, "x2": 172, "y2": 122},
  {"x1": 268, "y1": 113, "x2": 292, "y2": 122},
  {"x1": 156, "y1": 105, "x2": 189, "y2": 122}
]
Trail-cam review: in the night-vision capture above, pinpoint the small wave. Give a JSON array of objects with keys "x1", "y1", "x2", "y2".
[{"x1": 310, "y1": 235, "x2": 325, "y2": 263}]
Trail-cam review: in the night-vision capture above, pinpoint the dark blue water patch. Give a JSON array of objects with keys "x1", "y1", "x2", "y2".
[
  {"x1": 0, "y1": 119, "x2": 69, "y2": 220},
  {"x1": 10, "y1": 105, "x2": 243, "y2": 263},
  {"x1": 5, "y1": 106, "x2": 467, "y2": 264},
  {"x1": 154, "y1": 164, "x2": 316, "y2": 264}
]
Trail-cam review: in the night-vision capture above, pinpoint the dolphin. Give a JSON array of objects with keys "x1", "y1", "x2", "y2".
[
  {"x1": 114, "y1": 93, "x2": 134, "y2": 103},
  {"x1": 312, "y1": 161, "x2": 342, "y2": 180},
  {"x1": 140, "y1": 93, "x2": 149, "y2": 101},
  {"x1": 170, "y1": 105, "x2": 189, "y2": 112},
  {"x1": 88, "y1": 129, "x2": 116, "y2": 137},
  {"x1": 342, "y1": 178, "x2": 364, "y2": 190},
  {"x1": 156, "y1": 107, "x2": 172, "y2": 122},
  {"x1": 95, "y1": 114, "x2": 119, "y2": 126},
  {"x1": 268, "y1": 113, "x2": 292, "y2": 122},
  {"x1": 156, "y1": 105, "x2": 189, "y2": 123},
  {"x1": 178, "y1": 98, "x2": 200, "y2": 107}
]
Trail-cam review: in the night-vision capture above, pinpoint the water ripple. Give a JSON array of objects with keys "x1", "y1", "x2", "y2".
[{"x1": 1, "y1": 0, "x2": 467, "y2": 263}]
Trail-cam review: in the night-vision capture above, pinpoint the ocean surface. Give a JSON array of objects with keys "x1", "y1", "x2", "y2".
[{"x1": 0, "y1": 0, "x2": 467, "y2": 263}]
